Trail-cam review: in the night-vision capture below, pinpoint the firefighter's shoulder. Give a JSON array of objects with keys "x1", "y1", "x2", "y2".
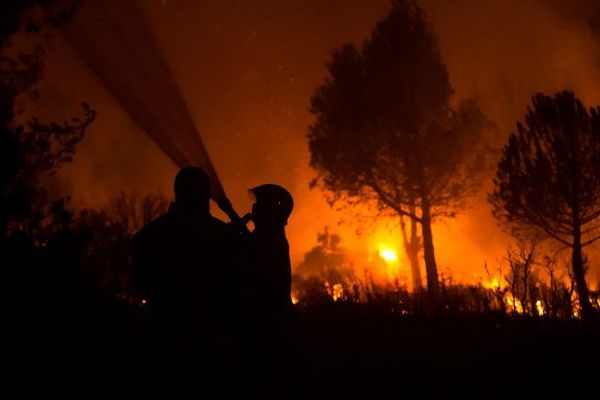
[{"x1": 132, "y1": 213, "x2": 172, "y2": 245}]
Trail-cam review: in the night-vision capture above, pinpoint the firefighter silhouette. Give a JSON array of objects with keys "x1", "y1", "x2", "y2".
[
  {"x1": 240, "y1": 183, "x2": 295, "y2": 397},
  {"x1": 132, "y1": 167, "x2": 239, "y2": 350},
  {"x1": 242, "y1": 184, "x2": 294, "y2": 320}
]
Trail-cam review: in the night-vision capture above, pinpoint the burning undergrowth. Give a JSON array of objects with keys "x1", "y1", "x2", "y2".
[{"x1": 291, "y1": 229, "x2": 600, "y2": 318}]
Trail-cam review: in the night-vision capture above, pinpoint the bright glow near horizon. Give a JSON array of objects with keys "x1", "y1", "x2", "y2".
[{"x1": 379, "y1": 246, "x2": 399, "y2": 264}]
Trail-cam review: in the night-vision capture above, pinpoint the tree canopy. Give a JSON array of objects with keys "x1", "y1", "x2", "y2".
[
  {"x1": 0, "y1": 0, "x2": 93, "y2": 237},
  {"x1": 490, "y1": 91, "x2": 600, "y2": 318},
  {"x1": 308, "y1": 0, "x2": 491, "y2": 294}
]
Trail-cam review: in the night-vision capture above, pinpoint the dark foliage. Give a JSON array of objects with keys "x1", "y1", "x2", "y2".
[
  {"x1": 308, "y1": 0, "x2": 492, "y2": 295},
  {"x1": 490, "y1": 91, "x2": 600, "y2": 318}
]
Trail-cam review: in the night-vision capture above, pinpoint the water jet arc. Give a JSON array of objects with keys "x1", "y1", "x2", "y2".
[{"x1": 63, "y1": 0, "x2": 239, "y2": 221}]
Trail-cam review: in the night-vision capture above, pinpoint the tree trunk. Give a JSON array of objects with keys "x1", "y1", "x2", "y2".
[
  {"x1": 415, "y1": 133, "x2": 438, "y2": 297},
  {"x1": 400, "y1": 211, "x2": 422, "y2": 291},
  {"x1": 571, "y1": 218, "x2": 594, "y2": 319},
  {"x1": 420, "y1": 201, "x2": 439, "y2": 296}
]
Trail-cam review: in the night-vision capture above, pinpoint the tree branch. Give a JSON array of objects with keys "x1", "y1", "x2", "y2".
[
  {"x1": 368, "y1": 169, "x2": 422, "y2": 223},
  {"x1": 581, "y1": 209, "x2": 600, "y2": 224},
  {"x1": 582, "y1": 234, "x2": 600, "y2": 247},
  {"x1": 526, "y1": 215, "x2": 573, "y2": 247}
]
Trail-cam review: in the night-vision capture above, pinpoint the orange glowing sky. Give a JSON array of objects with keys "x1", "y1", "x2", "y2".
[{"x1": 22, "y1": 0, "x2": 600, "y2": 285}]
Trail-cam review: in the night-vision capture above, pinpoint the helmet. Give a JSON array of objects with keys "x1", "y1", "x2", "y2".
[{"x1": 249, "y1": 184, "x2": 294, "y2": 225}]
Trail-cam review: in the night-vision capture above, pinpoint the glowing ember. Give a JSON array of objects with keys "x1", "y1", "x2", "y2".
[
  {"x1": 291, "y1": 293, "x2": 299, "y2": 305},
  {"x1": 379, "y1": 246, "x2": 399, "y2": 264}
]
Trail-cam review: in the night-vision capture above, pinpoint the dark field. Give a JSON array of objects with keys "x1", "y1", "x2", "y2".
[
  {"x1": 294, "y1": 308, "x2": 599, "y2": 398},
  {"x1": 8, "y1": 295, "x2": 599, "y2": 399}
]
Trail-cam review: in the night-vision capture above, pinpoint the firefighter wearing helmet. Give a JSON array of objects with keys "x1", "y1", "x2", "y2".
[
  {"x1": 249, "y1": 184, "x2": 294, "y2": 228},
  {"x1": 240, "y1": 184, "x2": 295, "y2": 393},
  {"x1": 243, "y1": 183, "x2": 294, "y2": 318}
]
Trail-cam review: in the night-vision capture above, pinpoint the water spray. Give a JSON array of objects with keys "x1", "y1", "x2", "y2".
[{"x1": 62, "y1": 0, "x2": 239, "y2": 221}]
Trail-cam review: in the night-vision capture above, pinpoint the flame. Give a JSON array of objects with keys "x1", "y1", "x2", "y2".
[
  {"x1": 484, "y1": 278, "x2": 501, "y2": 290},
  {"x1": 323, "y1": 282, "x2": 345, "y2": 301},
  {"x1": 535, "y1": 300, "x2": 544, "y2": 316},
  {"x1": 505, "y1": 293, "x2": 524, "y2": 314},
  {"x1": 378, "y1": 245, "x2": 399, "y2": 264},
  {"x1": 332, "y1": 283, "x2": 344, "y2": 301},
  {"x1": 291, "y1": 293, "x2": 299, "y2": 305}
]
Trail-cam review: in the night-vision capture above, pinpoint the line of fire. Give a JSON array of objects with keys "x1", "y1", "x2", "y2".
[{"x1": 2, "y1": 0, "x2": 599, "y2": 397}]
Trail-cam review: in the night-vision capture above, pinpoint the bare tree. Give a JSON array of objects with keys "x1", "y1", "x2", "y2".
[
  {"x1": 503, "y1": 240, "x2": 537, "y2": 315},
  {"x1": 540, "y1": 254, "x2": 567, "y2": 318},
  {"x1": 484, "y1": 262, "x2": 506, "y2": 314},
  {"x1": 107, "y1": 191, "x2": 168, "y2": 236}
]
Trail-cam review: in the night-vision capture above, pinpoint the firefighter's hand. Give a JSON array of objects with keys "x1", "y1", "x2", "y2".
[{"x1": 217, "y1": 198, "x2": 238, "y2": 221}]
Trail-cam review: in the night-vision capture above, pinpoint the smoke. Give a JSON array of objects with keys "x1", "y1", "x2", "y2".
[
  {"x1": 63, "y1": 0, "x2": 230, "y2": 204},
  {"x1": 418, "y1": 0, "x2": 600, "y2": 282},
  {"x1": 419, "y1": 0, "x2": 596, "y2": 131},
  {"x1": 20, "y1": 0, "x2": 600, "y2": 284}
]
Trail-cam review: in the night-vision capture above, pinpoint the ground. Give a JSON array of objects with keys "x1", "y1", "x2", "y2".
[{"x1": 7, "y1": 299, "x2": 599, "y2": 398}]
